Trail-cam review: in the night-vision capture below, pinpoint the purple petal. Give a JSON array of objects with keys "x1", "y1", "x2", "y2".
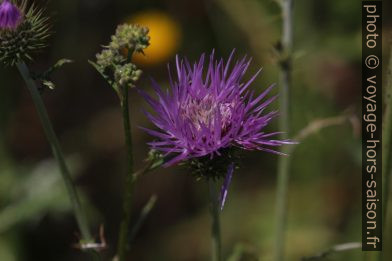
[
  {"x1": 220, "y1": 163, "x2": 235, "y2": 210},
  {"x1": 0, "y1": 0, "x2": 22, "y2": 30}
]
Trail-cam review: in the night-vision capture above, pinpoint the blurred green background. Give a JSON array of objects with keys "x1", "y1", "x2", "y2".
[{"x1": 0, "y1": 0, "x2": 391, "y2": 260}]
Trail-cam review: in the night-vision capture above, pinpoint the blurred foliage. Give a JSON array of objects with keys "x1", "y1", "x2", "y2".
[{"x1": 0, "y1": 0, "x2": 391, "y2": 260}]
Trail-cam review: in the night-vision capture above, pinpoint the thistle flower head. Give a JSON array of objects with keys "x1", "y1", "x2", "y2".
[
  {"x1": 0, "y1": 0, "x2": 22, "y2": 30},
  {"x1": 141, "y1": 51, "x2": 294, "y2": 176},
  {"x1": 0, "y1": 0, "x2": 51, "y2": 66}
]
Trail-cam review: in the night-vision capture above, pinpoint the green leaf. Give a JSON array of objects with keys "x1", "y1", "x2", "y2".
[
  {"x1": 43, "y1": 58, "x2": 73, "y2": 77},
  {"x1": 31, "y1": 58, "x2": 73, "y2": 91},
  {"x1": 42, "y1": 80, "x2": 55, "y2": 90}
]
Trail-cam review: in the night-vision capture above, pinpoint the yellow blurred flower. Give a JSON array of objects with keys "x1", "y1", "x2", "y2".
[{"x1": 127, "y1": 10, "x2": 181, "y2": 66}]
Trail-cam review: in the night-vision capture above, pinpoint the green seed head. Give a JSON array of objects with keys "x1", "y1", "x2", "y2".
[
  {"x1": 111, "y1": 24, "x2": 150, "y2": 53},
  {"x1": 92, "y1": 23, "x2": 150, "y2": 98}
]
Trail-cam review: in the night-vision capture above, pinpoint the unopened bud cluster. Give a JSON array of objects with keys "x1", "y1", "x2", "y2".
[
  {"x1": 109, "y1": 24, "x2": 149, "y2": 53},
  {"x1": 114, "y1": 63, "x2": 142, "y2": 87},
  {"x1": 94, "y1": 24, "x2": 150, "y2": 94}
]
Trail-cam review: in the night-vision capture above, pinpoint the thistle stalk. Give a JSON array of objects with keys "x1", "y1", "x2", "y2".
[
  {"x1": 209, "y1": 179, "x2": 222, "y2": 261},
  {"x1": 16, "y1": 62, "x2": 92, "y2": 243},
  {"x1": 274, "y1": 0, "x2": 293, "y2": 260},
  {"x1": 116, "y1": 85, "x2": 136, "y2": 261},
  {"x1": 90, "y1": 24, "x2": 149, "y2": 261}
]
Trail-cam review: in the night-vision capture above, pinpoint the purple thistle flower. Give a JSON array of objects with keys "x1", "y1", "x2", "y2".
[
  {"x1": 0, "y1": 0, "x2": 22, "y2": 30},
  {"x1": 141, "y1": 50, "x2": 293, "y2": 167}
]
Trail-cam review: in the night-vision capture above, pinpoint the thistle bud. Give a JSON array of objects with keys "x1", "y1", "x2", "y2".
[
  {"x1": 0, "y1": 0, "x2": 50, "y2": 66},
  {"x1": 0, "y1": 0, "x2": 22, "y2": 30}
]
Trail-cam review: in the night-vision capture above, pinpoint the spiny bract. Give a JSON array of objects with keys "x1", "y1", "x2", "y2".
[{"x1": 0, "y1": 0, "x2": 50, "y2": 66}]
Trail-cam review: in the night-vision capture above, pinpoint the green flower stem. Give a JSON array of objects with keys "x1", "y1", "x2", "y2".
[
  {"x1": 116, "y1": 86, "x2": 135, "y2": 261},
  {"x1": 275, "y1": 153, "x2": 291, "y2": 261},
  {"x1": 16, "y1": 62, "x2": 92, "y2": 242},
  {"x1": 208, "y1": 179, "x2": 222, "y2": 261},
  {"x1": 274, "y1": 0, "x2": 293, "y2": 260}
]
